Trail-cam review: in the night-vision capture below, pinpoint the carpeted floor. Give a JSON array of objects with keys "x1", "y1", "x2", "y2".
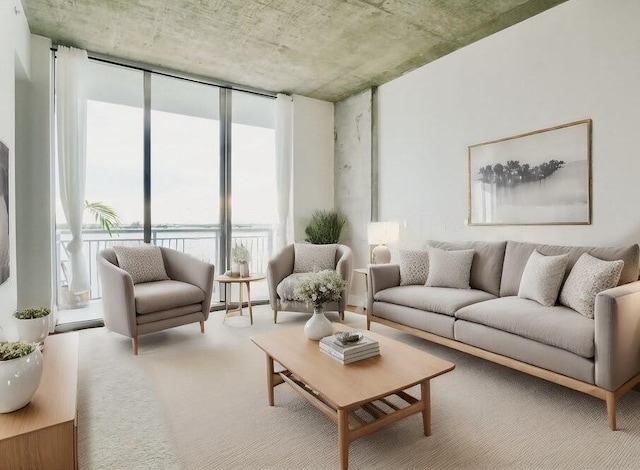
[{"x1": 77, "y1": 306, "x2": 640, "y2": 469}]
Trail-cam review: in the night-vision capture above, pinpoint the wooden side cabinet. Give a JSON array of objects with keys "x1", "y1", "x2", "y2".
[{"x1": 0, "y1": 332, "x2": 79, "y2": 470}]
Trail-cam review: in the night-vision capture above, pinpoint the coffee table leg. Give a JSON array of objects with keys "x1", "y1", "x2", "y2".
[
  {"x1": 421, "y1": 380, "x2": 431, "y2": 436},
  {"x1": 247, "y1": 281, "x2": 253, "y2": 325},
  {"x1": 338, "y1": 408, "x2": 349, "y2": 470},
  {"x1": 266, "y1": 355, "x2": 275, "y2": 406}
]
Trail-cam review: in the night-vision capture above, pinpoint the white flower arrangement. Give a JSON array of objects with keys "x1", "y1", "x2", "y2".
[
  {"x1": 232, "y1": 244, "x2": 251, "y2": 264},
  {"x1": 294, "y1": 269, "x2": 347, "y2": 309}
]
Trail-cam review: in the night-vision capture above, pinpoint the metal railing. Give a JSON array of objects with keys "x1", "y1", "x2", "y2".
[{"x1": 56, "y1": 225, "x2": 274, "y2": 300}]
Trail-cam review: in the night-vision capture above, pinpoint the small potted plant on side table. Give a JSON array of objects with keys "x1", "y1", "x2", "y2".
[
  {"x1": 0, "y1": 341, "x2": 44, "y2": 413},
  {"x1": 294, "y1": 269, "x2": 347, "y2": 340},
  {"x1": 232, "y1": 244, "x2": 251, "y2": 278},
  {"x1": 14, "y1": 307, "x2": 51, "y2": 345}
]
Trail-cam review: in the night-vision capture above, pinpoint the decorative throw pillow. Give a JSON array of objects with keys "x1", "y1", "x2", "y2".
[
  {"x1": 559, "y1": 253, "x2": 624, "y2": 318},
  {"x1": 113, "y1": 244, "x2": 170, "y2": 285},
  {"x1": 398, "y1": 249, "x2": 429, "y2": 286},
  {"x1": 425, "y1": 247, "x2": 474, "y2": 289},
  {"x1": 293, "y1": 243, "x2": 337, "y2": 273},
  {"x1": 517, "y1": 250, "x2": 569, "y2": 307},
  {"x1": 276, "y1": 273, "x2": 310, "y2": 301}
]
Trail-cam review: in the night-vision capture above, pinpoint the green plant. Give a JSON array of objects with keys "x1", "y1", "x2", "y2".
[
  {"x1": 13, "y1": 307, "x2": 51, "y2": 320},
  {"x1": 304, "y1": 210, "x2": 347, "y2": 244},
  {"x1": 0, "y1": 342, "x2": 35, "y2": 361},
  {"x1": 294, "y1": 269, "x2": 347, "y2": 309},
  {"x1": 85, "y1": 201, "x2": 121, "y2": 236},
  {"x1": 232, "y1": 244, "x2": 251, "y2": 263}
]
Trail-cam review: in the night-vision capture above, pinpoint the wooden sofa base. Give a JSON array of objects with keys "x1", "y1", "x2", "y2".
[{"x1": 367, "y1": 315, "x2": 640, "y2": 431}]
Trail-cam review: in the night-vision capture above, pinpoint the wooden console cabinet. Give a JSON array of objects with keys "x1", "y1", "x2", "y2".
[{"x1": 0, "y1": 332, "x2": 79, "y2": 470}]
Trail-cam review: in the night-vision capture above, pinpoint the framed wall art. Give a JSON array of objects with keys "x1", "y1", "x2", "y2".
[{"x1": 468, "y1": 119, "x2": 592, "y2": 225}]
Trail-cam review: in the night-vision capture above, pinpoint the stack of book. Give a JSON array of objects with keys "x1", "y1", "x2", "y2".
[{"x1": 319, "y1": 333, "x2": 380, "y2": 364}]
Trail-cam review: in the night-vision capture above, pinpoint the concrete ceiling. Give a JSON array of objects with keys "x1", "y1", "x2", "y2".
[{"x1": 22, "y1": 0, "x2": 567, "y2": 102}]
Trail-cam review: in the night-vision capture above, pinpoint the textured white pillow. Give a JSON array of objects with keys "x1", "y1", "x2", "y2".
[
  {"x1": 293, "y1": 243, "x2": 337, "y2": 273},
  {"x1": 398, "y1": 249, "x2": 429, "y2": 286},
  {"x1": 425, "y1": 247, "x2": 474, "y2": 289},
  {"x1": 518, "y1": 250, "x2": 569, "y2": 307},
  {"x1": 113, "y1": 244, "x2": 169, "y2": 284},
  {"x1": 559, "y1": 253, "x2": 624, "y2": 318}
]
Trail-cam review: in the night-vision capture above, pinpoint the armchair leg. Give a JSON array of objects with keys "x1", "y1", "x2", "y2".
[
  {"x1": 606, "y1": 391, "x2": 617, "y2": 431},
  {"x1": 273, "y1": 310, "x2": 278, "y2": 324},
  {"x1": 339, "y1": 311, "x2": 344, "y2": 322},
  {"x1": 200, "y1": 320, "x2": 205, "y2": 333},
  {"x1": 366, "y1": 317, "x2": 371, "y2": 330},
  {"x1": 132, "y1": 337, "x2": 139, "y2": 356}
]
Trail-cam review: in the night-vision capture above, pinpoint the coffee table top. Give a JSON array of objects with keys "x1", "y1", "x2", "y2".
[
  {"x1": 251, "y1": 325, "x2": 454, "y2": 409},
  {"x1": 215, "y1": 274, "x2": 265, "y2": 283}
]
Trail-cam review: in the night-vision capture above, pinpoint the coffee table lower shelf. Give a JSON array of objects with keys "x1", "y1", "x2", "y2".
[{"x1": 267, "y1": 357, "x2": 431, "y2": 470}]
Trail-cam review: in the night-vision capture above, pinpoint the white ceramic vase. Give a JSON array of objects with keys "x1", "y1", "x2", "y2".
[
  {"x1": 0, "y1": 348, "x2": 44, "y2": 413},
  {"x1": 15, "y1": 316, "x2": 50, "y2": 344},
  {"x1": 304, "y1": 307, "x2": 333, "y2": 340},
  {"x1": 239, "y1": 262, "x2": 250, "y2": 278}
]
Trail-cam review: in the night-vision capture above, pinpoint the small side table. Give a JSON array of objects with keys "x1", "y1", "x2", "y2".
[
  {"x1": 215, "y1": 274, "x2": 266, "y2": 325},
  {"x1": 353, "y1": 268, "x2": 368, "y2": 310}
]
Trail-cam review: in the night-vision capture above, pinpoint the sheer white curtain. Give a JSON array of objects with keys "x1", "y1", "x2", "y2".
[
  {"x1": 275, "y1": 93, "x2": 293, "y2": 251},
  {"x1": 56, "y1": 46, "x2": 89, "y2": 295}
]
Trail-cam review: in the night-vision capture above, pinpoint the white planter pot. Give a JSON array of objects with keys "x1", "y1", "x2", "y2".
[
  {"x1": 239, "y1": 262, "x2": 250, "y2": 278},
  {"x1": 304, "y1": 308, "x2": 333, "y2": 340},
  {"x1": 0, "y1": 348, "x2": 44, "y2": 413},
  {"x1": 15, "y1": 316, "x2": 50, "y2": 344}
]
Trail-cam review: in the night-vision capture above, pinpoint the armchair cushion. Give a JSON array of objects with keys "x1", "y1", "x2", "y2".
[
  {"x1": 134, "y1": 280, "x2": 205, "y2": 314},
  {"x1": 113, "y1": 244, "x2": 169, "y2": 284},
  {"x1": 293, "y1": 243, "x2": 337, "y2": 273},
  {"x1": 276, "y1": 273, "x2": 311, "y2": 301}
]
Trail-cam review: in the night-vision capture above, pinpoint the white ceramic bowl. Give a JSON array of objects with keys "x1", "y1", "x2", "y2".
[{"x1": 0, "y1": 347, "x2": 44, "y2": 413}]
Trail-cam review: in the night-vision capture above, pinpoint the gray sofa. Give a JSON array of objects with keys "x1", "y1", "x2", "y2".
[{"x1": 367, "y1": 240, "x2": 640, "y2": 430}]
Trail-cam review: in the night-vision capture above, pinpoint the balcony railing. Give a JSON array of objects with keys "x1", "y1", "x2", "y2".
[{"x1": 56, "y1": 225, "x2": 274, "y2": 301}]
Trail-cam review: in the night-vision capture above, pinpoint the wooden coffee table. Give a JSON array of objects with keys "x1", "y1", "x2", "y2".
[{"x1": 251, "y1": 325, "x2": 454, "y2": 469}]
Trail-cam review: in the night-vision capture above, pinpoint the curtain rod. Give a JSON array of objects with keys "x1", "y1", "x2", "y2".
[{"x1": 50, "y1": 45, "x2": 278, "y2": 99}]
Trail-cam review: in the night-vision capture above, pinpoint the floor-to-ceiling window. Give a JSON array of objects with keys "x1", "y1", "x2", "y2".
[{"x1": 55, "y1": 57, "x2": 276, "y2": 316}]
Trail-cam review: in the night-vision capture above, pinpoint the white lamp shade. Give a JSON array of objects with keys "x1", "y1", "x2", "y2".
[{"x1": 367, "y1": 221, "x2": 399, "y2": 245}]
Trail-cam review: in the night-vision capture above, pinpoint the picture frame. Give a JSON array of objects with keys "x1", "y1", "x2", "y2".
[{"x1": 468, "y1": 119, "x2": 592, "y2": 226}]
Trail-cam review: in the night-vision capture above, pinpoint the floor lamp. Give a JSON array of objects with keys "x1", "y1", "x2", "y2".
[{"x1": 367, "y1": 221, "x2": 399, "y2": 264}]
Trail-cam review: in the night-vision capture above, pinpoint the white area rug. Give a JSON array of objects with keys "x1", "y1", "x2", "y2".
[{"x1": 77, "y1": 307, "x2": 640, "y2": 469}]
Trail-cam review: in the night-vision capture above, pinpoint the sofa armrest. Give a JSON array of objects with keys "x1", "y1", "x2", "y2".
[
  {"x1": 368, "y1": 264, "x2": 401, "y2": 312},
  {"x1": 267, "y1": 244, "x2": 295, "y2": 309},
  {"x1": 594, "y1": 280, "x2": 640, "y2": 391},
  {"x1": 97, "y1": 255, "x2": 137, "y2": 337},
  {"x1": 161, "y1": 248, "x2": 215, "y2": 319},
  {"x1": 336, "y1": 245, "x2": 354, "y2": 312}
]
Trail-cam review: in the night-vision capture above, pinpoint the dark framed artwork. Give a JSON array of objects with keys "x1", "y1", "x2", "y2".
[
  {"x1": 0, "y1": 141, "x2": 8, "y2": 285},
  {"x1": 468, "y1": 119, "x2": 592, "y2": 225}
]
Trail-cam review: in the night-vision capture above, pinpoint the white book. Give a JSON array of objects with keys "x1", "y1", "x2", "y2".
[
  {"x1": 320, "y1": 334, "x2": 379, "y2": 356},
  {"x1": 320, "y1": 345, "x2": 380, "y2": 364}
]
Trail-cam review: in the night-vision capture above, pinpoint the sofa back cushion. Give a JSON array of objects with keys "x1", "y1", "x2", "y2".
[
  {"x1": 429, "y1": 241, "x2": 506, "y2": 296},
  {"x1": 500, "y1": 241, "x2": 640, "y2": 297}
]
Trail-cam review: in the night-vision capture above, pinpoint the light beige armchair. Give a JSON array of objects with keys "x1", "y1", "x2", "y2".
[
  {"x1": 97, "y1": 247, "x2": 215, "y2": 355},
  {"x1": 267, "y1": 244, "x2": 353, "y2": 323}
]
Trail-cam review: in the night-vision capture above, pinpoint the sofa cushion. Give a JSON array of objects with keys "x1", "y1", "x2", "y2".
[
  {"x1": 134, "y1": 280, "x2": 205, "y2": 314},
  {"x1": 425, "y1": 247, "x2": 474, "y2": 289},
  {"x1": 518, "y1": 250, "x2": 569, "y2": 307},
  {"x1": 559, "y1": 253, "x2": 624, "y2": 319},
  {"x1": 293, "y1": 243, "x2": 336, "y2": 273},
  {"x1": 455, "y1": 296, "x2": 595, "y2": 358},
  {"x1": 374, "y1": 285, "x2": 495, "y2": 316},
  {"x1": 276, "y1": 273, "x2": 310, "y2": 301},
  {"x1": 398, "y1": 249, "x2": 429, "y2": 286},
  {"x1": 500, "y1": 241, "x2": 639, "y2": 297},
  {"x1": 113, "y1": 244, "x2": 170, "y2": 285},
  {"x1": 429, "y1": 241, "x2": 506, "y2": 296}
]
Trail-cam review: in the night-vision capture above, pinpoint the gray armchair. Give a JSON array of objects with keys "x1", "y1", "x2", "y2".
[
  {"x1": 267, "y1": 244, "x2": 353, "y2": 323},
  {"x1": 97, "y1": 247, "x2": 215, "y2": 355}
]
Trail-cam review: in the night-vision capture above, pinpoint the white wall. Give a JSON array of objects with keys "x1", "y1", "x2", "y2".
[
  {"x1": 335, "y1": 89, "x2": 372, "y2": 306},
  {"x1": 16, "y1": 35, "x2": 53, "y2": 310},
  {"x1": 0, "y1": 0, "x2": 31, "y2": 339},
  {"x1": 378, "y1": 0, "x2": 640, "y2": 249},
  {"x1": 292, "y1": 94, "x2": 334, "y2": 241}
]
